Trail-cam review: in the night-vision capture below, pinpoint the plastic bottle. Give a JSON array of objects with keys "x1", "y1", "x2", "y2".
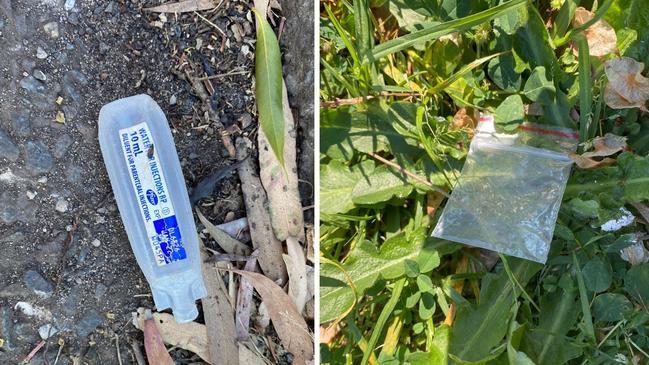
[{"x1": 98, "y1": 94, "x2": 207, "y2": 323}]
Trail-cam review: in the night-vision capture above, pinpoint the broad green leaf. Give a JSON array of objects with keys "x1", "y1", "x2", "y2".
[
  {"x1": 320, "y1": 160, "x2": 374, "y2": 215},
  {"x1": 388, "y1": 0, "x2": 436, "y2": 33},
  {"x1": 253, "y1": 8, "x2": 285, "y2": 167},
  {"x1": 488, "y1": 53, "x2": 522, "y2": 91},
  {"x1": 320, "y1": 105, "x2": 419, "y2": 160},
  {"x1": 511, "y1": 5, "x2": 560, "y2": 75},
  {"x1": 407, "y1": 324, "x2": 449, "y2": 365},
  {"x1": 592, "y1": 293, "x2": 633, "y2": 322},
  {"x1": 404, "y1": 259, "x2": 420, "y2": 278},
  {"x1": 566, "y1": 198, "x2": 600, "y2": 219},
  {"x1": 320, "y1": 233, "x2": 439, "y2": 323},
  {"x1": 507, "y1": 320, "x2": 535, "y2": 365},
  {"x1": 495, "y1": 94, "x2": 524, "y2": 131},
  {"x1": 618, "y1": 152, "x2": 649, "y2": 202},
  {"x1": 450, "y1": 258, "x2": 542, "y2": 362},
  {"x1": 416, "y1": 274, "x2": 434, "y2": 293},
  {"x1": 351, "y1": 166, "x2": 413, "y2": 205},
  {"x1": 369, "y1": 0, "x2": 528, "y2": 61},
  {"x1": 523, "y1": 66, "x2": 556, "y2": 104},
  {"x1": 624, "y1": 263, "x2": 649, "y2": 305},
  {"x1": 581, "y1": 257, "x2": 613, "y2": 293},
  {"x1": 521, "y1": 276, "x2": 582, "y2": 365},
  {"x1": 418, "y1": 292, "x2": 436, "y2": 319}
]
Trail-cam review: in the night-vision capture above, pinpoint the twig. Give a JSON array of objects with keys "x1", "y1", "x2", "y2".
[
  {"x1": 53, "y1": 218, "x2": 78, "y2": 296},
  {"x1": 129, "y1": 338, "x2": 147, "y2": 365},
  {"x1": 53, "y1": 339, "x2": 63, "y2": 365},
  {"x1": 366, "y1": 152, "x2": 451, "y2": 198},
  {"x1": 22, "y1": 340, "x2": 46, "y2": 364},
  {"x1": 193, "y1": 11, "x2": 226, "y2": 36},
  {"x1": 321, "y1": 92, "x2": 421, "y2": 108},
  {"x1": 197, "y1": 70, "x2": 249, "y2": 80},
  {"x1": 115, "y1": 335, "x2": 123, "y2": 365}
]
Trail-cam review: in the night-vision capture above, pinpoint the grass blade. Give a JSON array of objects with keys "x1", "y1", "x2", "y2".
[
  {"x1": 325, "y1": 4, "x2": 360, "y2": 66},
  {"x1": 253, "y1": 8, "x2": 285, "y2": 167},
  {"x1": 360, "y1": 278, "x2": 406, "y2": 365},
  {"x1": 577, "y1": 36, "x2": 591, "y2": 145},
  {"x1": 428, "y1": 52, "x2": 505, "y2": 95},
  {"x1": 572, "y1": 252, "x2": 596, "y2": 343},
  {"x1": 368, "y1": 0, "x2": 528, "y2": 62},
  {"x1": 554, "y1": 0, "x2": 613, "y2": 47}
]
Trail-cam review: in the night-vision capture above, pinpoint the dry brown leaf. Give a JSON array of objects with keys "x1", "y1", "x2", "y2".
[
  {"x1": 229, "y1": 269, "x2": 313, "y2": 365},
  {"x1": 197, "y1": 208, "x2": 250, "y2": 256},
  {"x1": 143, "y1": 313, "x2": 175, "y2": 365},
  {"x1": 200, "y1": 242, "x2": 238, "y2": 365},
  {"x1": 319, "y1": 324, "x2": 340, "y2": 344},
  {"x1": 582, "y1": 133, "x2": 627, "y2": 158},
  {"x1": 569, "y1": 153, "x2": 617, "y2": 169},
  {"x1": 572, "y1": 7, "x2": 617, "y2": 57},
  {"x1": 283, "y1": 236, "x2": 308, "y2": 315},
  {"x1": 258, "y1": 82, "x2": 305, "y2": 242},
  {"x1": 256, "y1": 302, "x2": 271, "y2": 330},
  {"x1": 525, "y1": 102, "x2": 544, "y2": 116},
  {"x1": 235, "y1": 258, "x2": 256, "y2": 341},
  {"x1": 216, "y1": 217, "x2": 250, "y2": 243},
  {"x1": 133, "y1": 309, "x2": 268, "y2": 365},
  {"x1": 144, "y1": 0, "x2": 217, "y2": 13},
  {"x1": 631, "y1": 202, "x2": 649, "y2": 224},
  {"x1": 605, "y1": 57, "x2": 649, "y2": 109},
  {"x1": 452, "y1": 108, "x2": 477, "y2": 130}
]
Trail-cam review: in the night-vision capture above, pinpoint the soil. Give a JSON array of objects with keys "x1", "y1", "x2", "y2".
[{"x1": 0, "y1": 0, "x2": 313, "y2": 363}]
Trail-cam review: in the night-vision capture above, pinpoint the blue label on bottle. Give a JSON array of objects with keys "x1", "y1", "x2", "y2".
[{"x1": 119, "y1": 122, "x2": 186, "y2": 266}]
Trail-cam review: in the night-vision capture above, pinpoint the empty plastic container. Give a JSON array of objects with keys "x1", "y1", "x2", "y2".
[{"x1": 98, "y1": 94, "x2": 206, "y2": 323}]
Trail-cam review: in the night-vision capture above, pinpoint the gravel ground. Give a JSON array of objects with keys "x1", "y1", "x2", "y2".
[{"x1": 0, "y1": 0, "x2": 313, "y2": 363}]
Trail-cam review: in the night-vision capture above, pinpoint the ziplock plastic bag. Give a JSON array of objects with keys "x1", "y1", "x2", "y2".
[{"x1": 432, "y1": 116, "x2": 578, "y2": 263}]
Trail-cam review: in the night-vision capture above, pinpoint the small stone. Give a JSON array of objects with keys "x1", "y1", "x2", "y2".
[
  {"x1": 23, "y1": 270, "x2": 53, "y2": 299},
  {"x1": 91, "y1": 239, "x2": 101, "y2": 247},
  {"x1": 0, "y1": 129, "x2": 19, "y2": 162},
  {"x1": 55, "y1": 111, "x2": 66, "y2": 124},
  {"x1": 94, "y1": 284, "x2": 107, "y2": 300},
  {"x1": 37, "y1": 176, "x2": 48, "y2": 184},
  {"x1": 64, "y1": 0, "x2": 76, "y2": 11},
  {"x1": 21, "y1": 59, "x2": 36, "y2": 73},
  {"x1": 76, "y1": 310, "x2": 103, "y2": 337},
  {"x1": 26, "y1": 191, "x2": 36, "y2": 200},
  {"x1": 53, "y1": 134, "x2": 73, "y2": 158},
  {"x1": 36, "y1": 46, "x2": 48, "y2": 59},
  {"x1": 11, "y1": 111, "x2": 31, "y2": 136},
  {"x1": 33, "y1": 69, "x2": 47, "y2": 81},
  {"x1": 38, "y1": 324, "x2": 57, "y2": 339},
  {"x1": 19, "y1": 76, "x2": 45, "y2": 94},
  {"x1": 55, "y1": 198, "x2": 68, "y2": 213},
  {"x1": 43, "y1": 22, "x2": 59, "y2": 38},
  {"x1": 56, "y1": 96, "x2": 63, "y2": 105},
  {"x1": 169, "y1": 94, "x2": 177, "y2": 105},
  {"x1": 224, "y1": 211, "x2": 236, "y2": 222},
  {"x1": 24, "y1": 141, "x2": 53, "y2": 175}
]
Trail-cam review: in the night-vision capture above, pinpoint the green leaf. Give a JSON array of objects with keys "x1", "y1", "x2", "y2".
[
  {"x1": 416, "y1": 274, "x2": 434, "y2": 293},
  {"x1": 523, "y1": 66, "x2": 556, "y2": 104},
  {"x1": 253, "y1": 8, "x2": 285, "y2": 167},
  {"x1": 361, "y1": 278, "x2": 405, "y2": 365},
  {"x1": 581, "y1": 256, "x2": 613, "y2": 293},
  {"x1": 320, "y1": 160, "x2": 374, "y2": 215},
  {"x1": 320, "y1": 105, "x2": 419, "y2": 160},
  {"x1": 407, "y1": 325, "x2": 449, "y2": 364},
  {"x1": 351, "y1": 166, "x2": 413, "y2": 205},
  {"x1": 495, "y1": 94, "x2": 525, "y2": 132},
  {"x1": 320, "y1": 233, "x2": 439, "y2": 323},
  {"x1": 618, "y1": 152, "x2": 649, "y2": 202},
  {"x1": 567, "y1": 198, "x2": 600, "y2": 219},
  {"x1": 521, "y1": 276, "x2": 582, "y2": 365},
  {"x1": 404, "y1": 259, "x2": 420, "y2": 278},
  {"x1": 624, "y1": 263, "x2": 649, "y2": 305},
  {"x1": 418, "y1": 292, "x2": 436, "y2": 319},
  {"x1": 368, "y1": 0, "x2": 528, "y2": 61},
  {"x1": 576, "y1": 36, "x2": 591, "y2": 142},
  {"x1": 450, "y1": 258, "x2": 542, "y2": 362},
  {"x1": 592, "y1": 293, "x2": 633, "y2": 322},
  {"x1": 488, "y1": 53, "x2": 522, "y2": 91}
]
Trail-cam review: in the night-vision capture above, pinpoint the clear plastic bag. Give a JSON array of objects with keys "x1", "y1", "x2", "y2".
[{"x1": 432, "y1": 116, "x2": 578, "y2": 263}]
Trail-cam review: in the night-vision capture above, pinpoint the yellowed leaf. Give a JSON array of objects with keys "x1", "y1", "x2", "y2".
[
  {"x1": 605, "y1": 57, "x2": 649, "y2": 108},
  {"x1": 452, "y1": 108, "x2": 477, "y2": 130},
  {"x1": 582, "y1": 133, "x2": 627, "y2": 158},
  {"x1": 283, "y1": 236, "x2": 308, "y2": 315},
  {"x1": 569, "y1": 153, "x2": 616, "y2": 169},
  {"x1": 55, "y1": 111, "x2": 66, "y2": 124},
  {"x1": 196, "y1": 208, "x2": 250, "y2": 255},
  {"x1": 572, "y1": 7, "x2": 617, "y2": 57}
]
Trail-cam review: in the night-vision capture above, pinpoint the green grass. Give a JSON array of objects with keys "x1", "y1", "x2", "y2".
[{"x1": 320, "y1": 0, "x2": 649, "y2": 364}]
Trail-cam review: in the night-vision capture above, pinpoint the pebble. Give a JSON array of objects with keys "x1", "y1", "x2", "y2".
[
  {"x1": 64, "y1": 0, "x2": 76, "y2": 11},
  {"x1": 11, "y1": 111, "x2": 31, "y2": 136},
  {"x1": 23, "y1": 270, "x2": 53, "y2": 299},
  {"x1": 0, "y1": 129, "x2": 19, "y2": 162},
  {"x1": 36, "y1": 46, "x2": 48, "y2": 59},
  {"x1": 0, "y1": 192, "x2": 37, "y2": 224},
  {"x1": 26, "y1": 191, "x2": 36, "y2": 200},
  {"x1": 19, "y1": 75, "x2": 46, "y2": 94},
  {"x1": 66, "y1": 164, "x2": 82, "y2": 183},
  {"x1": 21, "y1": 59, "x2": 36, "y2": 73},
  {"x1": 55, "y1": 198, "x2": 68, "y2": 213},
  {"x1": 33, "y1": 69, "x2": 47, "y2": 81},
  {"x1": 53, "y1": 134, "x2": 73, "y2": 158},
  {"x1": 169, "y1": 94, "x2": 177, "y2": 105},
  {"x1": 43, "y1": 22, "x2": 59, "y2": 38},
  {"x1": 99, "y1": 42, "x2": 109, "y2": 54},
  {"x1": 24, "y1": 141, "x2": 53, "y2": 175},
  {"x1": 76, "y1": 310, "x2": 103, "y2": 337},
  {"x1": 91, "y1": 239, "x2": 101, "y2": 247},
  {"x1": 38, "y1": 324, "x2": 57, "y2": 340},
  {"x1": 94, "y1": 284, "x2": 107, "y2": 300}
]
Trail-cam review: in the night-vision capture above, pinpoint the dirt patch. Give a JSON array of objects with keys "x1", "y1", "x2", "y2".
[{"x1": 0, "y1": 0, "x2": 313, "y2": 363}]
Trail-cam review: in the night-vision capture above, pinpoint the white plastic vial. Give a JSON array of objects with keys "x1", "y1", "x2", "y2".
[{"x1": 98, "y1": 94, "x2": 206, "y2": 323}]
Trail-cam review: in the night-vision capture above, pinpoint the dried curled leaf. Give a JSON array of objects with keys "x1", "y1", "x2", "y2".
[
  {"x1": 572, "y1": 7, "x2": 617, "y2": 57},
  {"x1": 582, "y1": 133, "x2": 627, "y2": 158},
  {"x1": 604, "y1": 57, "x2": 649, "y2": 110},
  {"x1": 569, "y1": 153, "x2": 616, "y2": 169},
  {"x1": 620, "y1": 242, "x2": 649, "y2": 266}
]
